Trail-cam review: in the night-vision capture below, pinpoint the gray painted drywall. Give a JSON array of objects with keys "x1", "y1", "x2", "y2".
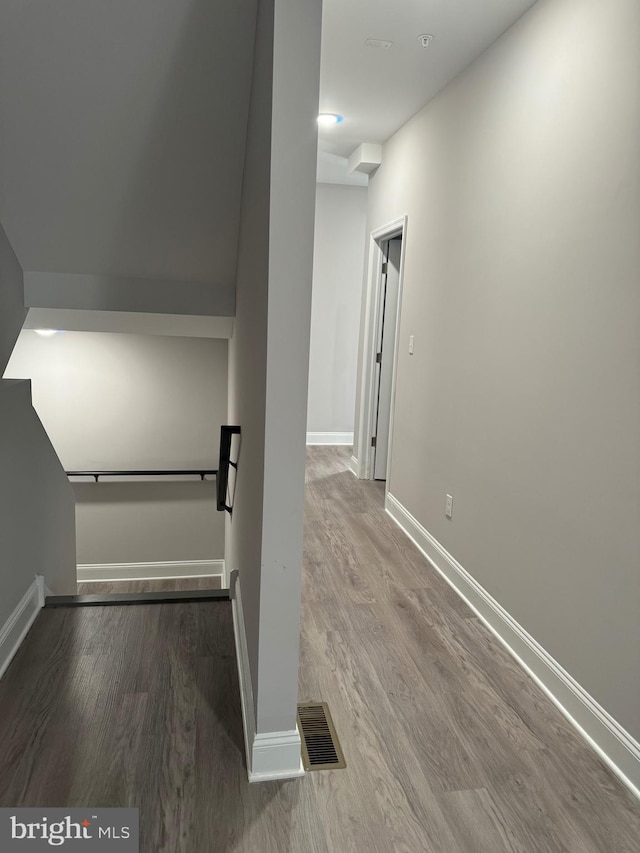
[
  {"x1": 258, "y1": 0, "x2": 322, "y2": 734},
  {"x1": 72, "y1": 481, "x2": 219, "y2": 566},
  {"x1": 5, "y1": 331, "x2": 227, "y2": 565},
  {"x1": 0, "y1": 0, "x2": 257, "y2": 287},
  {"x1": 0, "y1": 380, "x2": 77, "y2": 623},
  {"x1": 24, "y1": 273, "x2": 235, "y2": 317},
  {"x1": 307, "y1": 185, "x2": 367, "y2": 434},
  {"x1": 358, "y1": 0, "x2": 640, "y2": 738},
  {"x1": 0, "y1": 225, "x2": 26, "y2": 374},
  {"x1": 225, "y1": 0, "x2": 273, "y2": 727},
  {"x1": 24, "y1": 308, "x2": 234, "y2": 340},
  {"x1": 1, "y1": 230, "x2": 75, "y2": 624},
  {"x1": 227, "y1": 0, "x2": 321, "y2": 735}
]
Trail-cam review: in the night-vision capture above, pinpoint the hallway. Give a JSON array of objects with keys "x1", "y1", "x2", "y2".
[
  {"x1": 0, "y1": 448, "x2": 638, "y2": 851},
  {"x1": 300, "y1": 448, "x2": 640, "y2": 851}
]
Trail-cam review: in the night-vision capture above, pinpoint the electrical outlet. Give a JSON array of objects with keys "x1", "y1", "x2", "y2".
[{"x1": 445, "y1": 494, "x2": 453, "y2": 518}]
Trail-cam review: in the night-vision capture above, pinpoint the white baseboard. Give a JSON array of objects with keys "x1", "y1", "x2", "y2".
[
  {"x1": 0, "y1": 576, "x2": 44, "y2": 681},
  {"x1": 231, "y1": 573, "x2": 305, "y2": 783},
  {"x1": 306, "y1": 432, "x2": 354, "y2": 446},
  {"x1": 77, "y1": 559, "x2": 225, "y2": 583},
  {"x1": 348, "y1": 455, "x2": 359, "y2": 477},
  {"x1": 385, "y1": 491, "x2": 640, "y2": 800},
  {"x1": 250, "y1": 730, "x2": 305, "y2": 782},
  {"x1": 231, "y1": 571, "x2": 256, "y2": 778}
]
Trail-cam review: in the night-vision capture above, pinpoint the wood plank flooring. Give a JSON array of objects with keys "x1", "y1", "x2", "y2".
[
  {"x1": 77, "y1": 577, "x2": 223, "y2": 595},
  {"x1": 299, "y1": 450, "x2": 640, "y2": 853},
  {"x1": 0, "y1": 447, "x2": 638, "y2": 851}
]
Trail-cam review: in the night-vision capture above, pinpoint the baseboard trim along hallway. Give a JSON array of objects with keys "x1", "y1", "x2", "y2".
[
  {"x1": 0, "y1": 576, "x2": 44, "y2": 681},
  {"x1": 230, "y1": 572, "x2": 305, "y2": 783},
  {"x1": 385, "y1": 491, "x2": 640, "y2": 800},
  {"x1": 306, "y1": 432, "x2": 354, "y2": 446},
  {"x1": 77, "y1": 559, "x2": 225, "y2": 583}
]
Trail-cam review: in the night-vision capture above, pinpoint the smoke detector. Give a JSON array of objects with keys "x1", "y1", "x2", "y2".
[{"x1": 417, "y1": 34, "x2": 434, "y2": 48}]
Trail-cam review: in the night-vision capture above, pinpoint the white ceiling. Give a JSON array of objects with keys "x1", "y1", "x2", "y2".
[
  {"x1": 317, "y1": 0, "x2": 538, "y2": 178},
  {"x1": 316, "y1": 151, "x2": 369, "y2": 187},
  {"x1": 0, "y1": 0, "x2": 540, "y2": 297}
]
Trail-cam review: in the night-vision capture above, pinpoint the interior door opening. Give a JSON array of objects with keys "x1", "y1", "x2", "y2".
[{"x1": 372, "y1": 236, "x2": 402, "y2": 481}]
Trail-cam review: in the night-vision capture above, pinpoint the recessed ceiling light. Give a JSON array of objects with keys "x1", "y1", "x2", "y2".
[
  {"x1": 34, "y1": 329, "x2": 60, "y2": 336},
  {"x1": 317, "y1": 113, "x2": 343, "y2": 126}
]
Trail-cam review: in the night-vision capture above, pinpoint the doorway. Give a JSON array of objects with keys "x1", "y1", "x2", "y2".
[
  {"x1": 355, "y1": 216, "x2": 407, "y2": 484},
  {"x1": 373, "y1": 237, "x2": 402, "y2": 480}
]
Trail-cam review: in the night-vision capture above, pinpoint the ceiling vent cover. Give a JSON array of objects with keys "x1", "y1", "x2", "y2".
[
  {"x1": 297, "y1": 702, "x2": 346, "y2": 771},
  {"x1": 365, "y1": 38, "x2": 393, "y2": 50}
]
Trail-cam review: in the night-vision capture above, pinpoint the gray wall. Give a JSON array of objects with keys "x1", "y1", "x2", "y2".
[
  {"x1": 0, "y1": 381, "x2": 77, "y2": 618},
  {"x1": 0, "y1": 0, "x2": 257, "y2": 290},
  {"x1": 307, "y1": 184, "x2": 367, "y2": 435},
  {"x1": 227, "y1": 0, "x2": 321, "y2": 735},
  {"x1": 0, "y1": 227, "x2": 76, "y2": 621},
  {"x1": 72, "y1": 481, "x2": 219, "y2": 566},
  {"x1": 6, "y1": 331, "x2": 227, "y2": 565},
  {"x1": 226, "y1": 0, "x2": 271, "y2": 723},
  {"x1": 0, "y1": 225, "x2": 26, "y2": 374},
  {"x1": 24, "y1": 272, "x2": 235, "y2": 318},
  {"x1": 358, "y1": 0, "x2": 640, "y2": 738}
]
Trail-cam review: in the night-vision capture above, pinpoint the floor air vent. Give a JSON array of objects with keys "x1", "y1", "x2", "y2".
[{"x1": 297, "y1": 702, "x2": 346, "y2": 771}]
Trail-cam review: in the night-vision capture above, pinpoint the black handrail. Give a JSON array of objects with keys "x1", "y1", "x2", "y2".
[
  {"x1": 217, "y1": 425, "x2": 241, "y2": 512},
  {"x1": 66, "y1": 469, "x2": 217, "y2": 483}
]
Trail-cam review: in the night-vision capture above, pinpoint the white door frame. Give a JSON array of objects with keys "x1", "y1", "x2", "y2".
[{"x1": 355, "y1": 215, "x2": 407, "y2": 484}]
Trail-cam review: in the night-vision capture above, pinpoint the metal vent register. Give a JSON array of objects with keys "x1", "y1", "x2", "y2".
[{"x1": 297, "y1": 702, "x2": 346, "y2": 771}]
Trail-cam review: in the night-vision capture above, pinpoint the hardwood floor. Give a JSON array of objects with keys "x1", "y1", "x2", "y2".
[
  {"x1": 0, "y1": 447, "x2": 638, "y2": 851},
  {"x1": 76, "y1": 577, "x2": 223, "y2": 595}
]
